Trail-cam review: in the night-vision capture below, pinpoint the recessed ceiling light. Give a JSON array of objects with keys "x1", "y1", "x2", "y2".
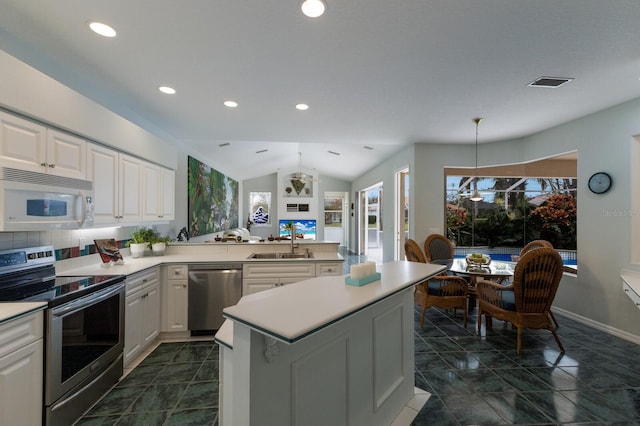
[
  {"x1": 301, "y1": 0, "x2": 326, "y2": 17},
  {"x1": 224, "y1": 100, "x2": 238, "y2": 108},
  {"x1": 295, "y1": 103, "x2": 309, "y2": 111},
  {"x1": 88, "y1": 21, "x2": 117, "y2": 38},
  {"x1": 158, "y1": 86, "x2": 176, "y2": 95}
]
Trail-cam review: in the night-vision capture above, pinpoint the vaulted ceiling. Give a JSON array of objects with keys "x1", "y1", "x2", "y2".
[{"x1": 1, "y1": 0, "x2": 639, "y2": 181}]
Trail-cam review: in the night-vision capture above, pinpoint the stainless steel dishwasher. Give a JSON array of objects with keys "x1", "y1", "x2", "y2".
[{"x1": 188, "y1": 263, "x2": 242, "y2": 332}]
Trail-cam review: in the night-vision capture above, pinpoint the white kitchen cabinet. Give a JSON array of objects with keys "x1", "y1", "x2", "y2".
[
  {"x1": 87, "y1": 144, "x2": 143, "y2": 225},
  {"x1": 242, "y1": 262, "x2": 316, "y2": 295},
  {"x1": 124, "y1": 268, "x2": 160, "y2": 367},
  {"x1": 142, "y1": 162, "x2": 175, "y2": 222},
  {"x1": 0, "y1": 110, "x2": 86, "y2": 179},
  {"x1": 0, "y1": 310, "x2": 44, "y2": 426},
  {"x1": 162, "y1": 264, "x2": 188, "y2": 333}
]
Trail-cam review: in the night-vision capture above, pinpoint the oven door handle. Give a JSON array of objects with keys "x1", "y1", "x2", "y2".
[{"x1": 52, "y1": 283, "x2": 124, "y2": 317}]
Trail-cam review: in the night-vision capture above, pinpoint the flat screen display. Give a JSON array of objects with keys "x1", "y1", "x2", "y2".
[{"x1": 278, "y1": 219, "x2": 316, "y2": 240}]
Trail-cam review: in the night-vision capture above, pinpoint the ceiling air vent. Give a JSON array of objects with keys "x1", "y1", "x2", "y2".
[{"x1": 528, "y1": 76, "x2": 574, "y2": 88}]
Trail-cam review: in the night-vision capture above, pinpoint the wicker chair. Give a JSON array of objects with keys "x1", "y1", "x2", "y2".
[
  {"x1": 520, "y1": 239, "x2": 553, "y2": 256},
  {"x1": 405, "y1": 238, "x2": 426, "y2": 263},
  {"x1": 518, "y1": 239, "x2": 559, "y2": 328},
  {"x1": 476, "y1": 247, "x2": 565, "y2": 353},
  {"x1": 405, "y1": 239, "x2": 468, "y2": 328},
  {"x1": 423, "y1": 233, "x2": 454, "y2": 263}
]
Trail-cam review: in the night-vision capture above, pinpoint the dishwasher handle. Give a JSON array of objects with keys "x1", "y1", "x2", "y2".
[{"x1": 189, "y1": 263, "x2": 242, "y2": 271}]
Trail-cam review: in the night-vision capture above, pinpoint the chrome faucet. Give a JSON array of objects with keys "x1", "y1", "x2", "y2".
[{"x1": 291, "y1": 223, "x2": 297, "y2": 253}]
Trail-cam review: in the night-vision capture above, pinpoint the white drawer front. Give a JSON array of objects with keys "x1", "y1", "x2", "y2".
[
  {"x1": 127, "y1": 268, "x2": 160, "y2": 295},
  {"x1": 0, "y1": 311, "x2": 43, "y2": 358},
  {"x1": 167, "y1": 264, "x2": 188, "y2": 280},
  {"x1": 243, "y1": 263, "x2": 315, "y2": 278},
  {"x1": 316, "y1": 263, "x2": 342, "y2": 276}
]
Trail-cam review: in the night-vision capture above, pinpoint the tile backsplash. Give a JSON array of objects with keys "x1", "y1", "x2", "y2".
[{"x1": 0, "y1": 225, "x2": 174, "y2": 261}]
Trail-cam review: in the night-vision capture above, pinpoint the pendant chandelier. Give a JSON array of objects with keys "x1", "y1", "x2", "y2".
[{"x1": 470, "y1": 117, "x2": 484, "y2": 202}]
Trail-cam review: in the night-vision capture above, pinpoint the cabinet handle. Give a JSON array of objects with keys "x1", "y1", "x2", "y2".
[
  {"x1": 624, "y1": 288, "x2": 629, "y2": 292},
  {"x1": 182, "y1": 284, "x2": 187, "y2": 288},
  {"x1": 40, "y1": 162, "x2": 47, "y2": 167},
  {"x1": 49, "y1": 163, "x2": 55, "y2": 168}
]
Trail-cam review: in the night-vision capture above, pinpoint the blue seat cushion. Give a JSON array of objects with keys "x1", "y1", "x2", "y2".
[
  {"x1": 501, "y1": 290, "x2": 516, "y2": 311},
  {"x1": 427, "y1": 279, "x2": 458, "y2": 296}
]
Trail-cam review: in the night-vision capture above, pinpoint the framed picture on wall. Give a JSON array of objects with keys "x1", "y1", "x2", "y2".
[{"x1": 249, "y1": 192, "x2": 271, "y2": 226}]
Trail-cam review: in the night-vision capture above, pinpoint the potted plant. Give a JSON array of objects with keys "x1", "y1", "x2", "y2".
[
  {"x1": 149, "y1": 233, "x2": 171, "y2": 256},
  {"x1": 127, "y1": 228, "x2": 155, "y2": 258}
]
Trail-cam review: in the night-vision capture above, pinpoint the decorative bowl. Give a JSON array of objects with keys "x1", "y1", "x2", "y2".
[{"x1": 465, "y1": 253, "x2": 491, "y2": 266}]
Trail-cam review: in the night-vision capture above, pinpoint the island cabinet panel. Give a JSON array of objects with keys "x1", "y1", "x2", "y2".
[
  {"x1": 219, "y1": 261, "x2": 447, "y2": 426},
  {"x1": 228, "y1": 288, "x2": 415, "y2": 426}
]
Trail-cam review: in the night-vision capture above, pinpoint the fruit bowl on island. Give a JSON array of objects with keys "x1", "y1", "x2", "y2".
[{"x1": 465, "y1": 252, "x2": 491, "y2": 266}]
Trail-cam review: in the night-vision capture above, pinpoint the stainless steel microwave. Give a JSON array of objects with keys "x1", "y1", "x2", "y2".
[{"x1": 0, "y1": 167, "x2": 94, "y2": 231}]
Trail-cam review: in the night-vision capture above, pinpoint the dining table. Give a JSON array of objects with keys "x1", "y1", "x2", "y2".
[{"x1": 432, "y1": 257, "x2": 515, "y2": 311}]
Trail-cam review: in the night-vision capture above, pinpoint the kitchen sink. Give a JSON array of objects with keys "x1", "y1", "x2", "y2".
[{"x1": 248, "y1": 252, "x2": 313, "y2": 259}]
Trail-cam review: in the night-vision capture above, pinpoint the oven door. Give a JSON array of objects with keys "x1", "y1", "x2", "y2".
[{"x1": 45, "y1": 282, "x2": 124, "y2": 406}]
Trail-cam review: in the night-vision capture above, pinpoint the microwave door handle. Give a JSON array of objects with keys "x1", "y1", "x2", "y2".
[{"x1": 76, "y1": 192, "x2": 87, "y2": 228}]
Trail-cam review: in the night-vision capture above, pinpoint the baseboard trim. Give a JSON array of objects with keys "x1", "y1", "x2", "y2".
[{"x1": 553, "y1": 307, "x2": 640, "y2": 345}]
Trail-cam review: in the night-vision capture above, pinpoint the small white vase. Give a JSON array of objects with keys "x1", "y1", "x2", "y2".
[
  {"x1": 152, "y1": 242, "x2": 166, "y2": 256},
  {"x1": 129, "y1": 243, "x2": 147, "y2": 258}
]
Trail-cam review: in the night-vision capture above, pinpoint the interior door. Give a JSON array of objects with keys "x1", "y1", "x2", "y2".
[{"x1": 396, "y1": 168, "x2": 409, "y2": 260}]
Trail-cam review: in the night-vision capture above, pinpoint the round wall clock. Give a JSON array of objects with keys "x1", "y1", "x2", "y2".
[{"x1": 588, "y1": 172, "x2": 612, "y2": 194}]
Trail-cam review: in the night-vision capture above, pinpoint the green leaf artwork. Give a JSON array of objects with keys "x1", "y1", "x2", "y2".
[{"x1": 188, "y1": 156, "x2": 239, "y2": 237}]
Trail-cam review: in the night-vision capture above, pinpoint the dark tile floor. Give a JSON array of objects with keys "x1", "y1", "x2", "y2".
[
  {"x1": 413, "y1": 308, "x2": 640, "y2": 425},
  {"x1": 75, "y1": 340, "x2": 220, "y2": 426},
  {"x1": 75, "y1": 250, "x2": 640, "y2": 425}
]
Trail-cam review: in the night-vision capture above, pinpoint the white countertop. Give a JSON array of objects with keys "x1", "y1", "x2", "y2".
[
  {"x1": 221, "y1": 261, "x2": 445, "y2": 344},
  {"x1": 57, "y1": 247, "x2": 344, "y2": 277},
  {"x1": 0, "y1": 302, "x2": 47, "y2": 324}
]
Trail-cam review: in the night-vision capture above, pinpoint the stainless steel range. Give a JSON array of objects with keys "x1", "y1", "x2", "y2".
[{"x1": 0, "y1": 245, "x2": 125, "y2": 426}]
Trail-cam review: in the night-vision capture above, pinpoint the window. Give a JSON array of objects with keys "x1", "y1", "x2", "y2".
[{"x1": 445, "y1": 176, "x2": 577, "y2": 252}]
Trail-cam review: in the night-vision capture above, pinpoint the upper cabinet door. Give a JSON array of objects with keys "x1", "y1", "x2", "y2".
[
  {"x1": 0, "y1": 111, "x2": 87, "y2": 179},
  {"x1": 142, "y1": 162, "x2": 161, "y2": 221},
  {"x1": 160, "y1": 167, "x2": 175, "y2": 221},
  {"x1": 87, "y1": 144, "x2": 119, "y2": 225},
  {"x1": 119, "y1": 154, "x2": 142, "y2": 223},
  {"x1": 142, "y1": 163, "x2": 175, "y2": 222},
  {"x1": 0, "y1": 111, "x2": 47, "y2": 173},
  {"x1": 46, "y1": 129, "x2": 87, "y2": 179}
]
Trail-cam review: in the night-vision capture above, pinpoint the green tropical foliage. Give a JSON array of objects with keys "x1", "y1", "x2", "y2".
[{"x1": 188, "y1": 156, "x2": 239, "y2": 237}]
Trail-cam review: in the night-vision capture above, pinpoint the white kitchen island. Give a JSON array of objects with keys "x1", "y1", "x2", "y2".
[{"x1": 216, "y1": 261, "x2": 446, "y2": 426}]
